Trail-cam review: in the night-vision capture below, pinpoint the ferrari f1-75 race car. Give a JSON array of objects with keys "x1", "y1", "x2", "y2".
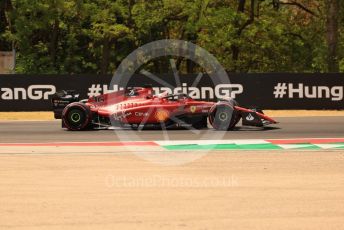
[{"x1": 51, "y1": 85, "x2": 277, "y2": 131}]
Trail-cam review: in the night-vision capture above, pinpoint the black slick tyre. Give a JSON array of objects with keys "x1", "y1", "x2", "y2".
[{"x1": 62, "y1": 102, "x2": 92, "y2": 131}]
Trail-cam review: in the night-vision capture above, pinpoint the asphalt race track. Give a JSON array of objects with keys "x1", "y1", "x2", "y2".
[
  {"x1": 0, "y1": 116, "x2": 343, "y2": 143},
  {"x1": 1, "y1": 116, "x2": 344, "y2": 230}
]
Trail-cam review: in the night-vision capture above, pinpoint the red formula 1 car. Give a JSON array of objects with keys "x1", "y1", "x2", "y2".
[{"x1": 52, "y1": 86, "x2": 277, "y2": 131}]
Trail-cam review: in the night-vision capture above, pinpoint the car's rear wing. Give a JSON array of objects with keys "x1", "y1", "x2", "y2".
[{"x1": 51, "y1": 90, "x2": 80, "y2": 119}]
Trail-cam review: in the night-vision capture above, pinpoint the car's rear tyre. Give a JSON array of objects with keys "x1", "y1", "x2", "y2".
[
  {"x1": 62, "y1": 102, "x2": 92, "y2": 131},
  {"x1": 209, "y1": 99, "x2": 240, "y2": 130}
]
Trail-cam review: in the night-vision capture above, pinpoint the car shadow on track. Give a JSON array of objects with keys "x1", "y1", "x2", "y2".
[
  {"x1": 82, "y1": 126, "x2": 281, "y2": 132},
  {"x1": 231, "y1": 126, "x2": 281, "y2": 131}
]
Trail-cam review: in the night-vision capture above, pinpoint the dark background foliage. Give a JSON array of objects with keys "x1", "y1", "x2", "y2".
[{"x1": 0, "y1": 0, "x2": 343, "y2": 74}]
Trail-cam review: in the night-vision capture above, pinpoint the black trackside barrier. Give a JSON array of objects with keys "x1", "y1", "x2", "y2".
[{"x1": 0, "y1": 73, "x2": 343, "y2": 111}]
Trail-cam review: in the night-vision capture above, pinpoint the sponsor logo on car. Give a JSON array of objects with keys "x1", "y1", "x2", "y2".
[
  {"x1": 113, "y1": 112, "x2": 132, "y2": 120},
  {"x1": 155, "y1": 109, "x2": 169, "y2": 122},
  {"x1": 135, "y1": 111, "x2": 149, "y2": 117},
  {"x1": 246, "y1": 113, "x2": 254, "y2": 121}
]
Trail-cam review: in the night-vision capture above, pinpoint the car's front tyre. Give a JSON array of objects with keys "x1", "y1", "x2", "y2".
[{"x1": 209, "y1": 99, "x2": 240, "y2": 130}]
